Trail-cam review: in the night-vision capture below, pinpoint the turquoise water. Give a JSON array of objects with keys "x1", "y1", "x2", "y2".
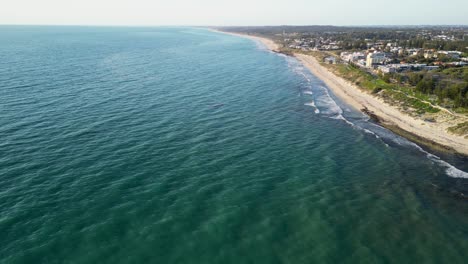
[{"x1": 1, "y1": 26, "x2": 467, "y2": 263}]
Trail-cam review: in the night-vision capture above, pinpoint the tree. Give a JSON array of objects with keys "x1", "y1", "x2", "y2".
[
  {"x1": 382, "y1": 74, "x2": 391, "y2": 83},
  {"x1": 416, "y1": 79, "x2": 435, "y2": 94}
]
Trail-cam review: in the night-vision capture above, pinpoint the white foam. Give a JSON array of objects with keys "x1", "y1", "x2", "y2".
[
  {"x1": 252, "y1": 40, "x2": 267, "y2": 51},
  {"x1": 405, "y1": 140, "x2": 468, "y2": 178},
  {"x1": 299, "y1": 72, "x2": 311, "y2": 83},
  {"x1": 424, "y1": 153, "x2": 468, "y2": 178},
  {"x1": 315, "y1": 85, "x2": 344, "y2": 117},
  {"x1": 304, "y1": 101, "x2": 320, "y2": 114},
  {"x1": 330, "y1": 114, "x2": 345, "y2": 120},
  {"x1": 320, "y1": 102, "x2": 343, "y2": 117},
  {"x1": 330, "y1": 114, "x2": 356, "y2": 128},
  {"x1": 444, "y1": 165, "x2": 468, "y2": 178},
  {"x1": 283, "y1": 55, "x2": 468, "y2": 179},
  {"x1": 363, "y1": 128, "x2": 380, "y2": 138}
]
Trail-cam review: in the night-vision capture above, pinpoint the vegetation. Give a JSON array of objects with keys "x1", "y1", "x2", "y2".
[
  {"x1": 220, "y1": 25, "x2": 468, "y2": 52},
  {"x1": 299, "y1": 52, "x2": 441, "y2": 113},
  {"x1": 399, "y1": 68, "x2": 468, "y2": 108},
  {"x1": 448, "y1": 121, "x2": 468, "y2": 137},
  {"x1": 220, "y1": 26, "x2": 468, "y2": 115},
  {"x1": 308, "y1": 51, "x2": 468, "y2": 112}
]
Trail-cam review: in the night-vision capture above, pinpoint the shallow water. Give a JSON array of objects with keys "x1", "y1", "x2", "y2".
[{"x1": 1, "y1": 26, "x2": 467, "y2": 263}]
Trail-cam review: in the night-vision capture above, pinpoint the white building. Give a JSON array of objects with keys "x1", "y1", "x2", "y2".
[
  {"x1": 437, "y1": 51, "x2": 462, "y2": 59},
  {"x1": 378, "y1": 64, "x2": 439, "y2": 73},
  {"x1": 424, "y1": 50, "x2": 436, "y2": 59},
  {"x1": 366, "y1": 52, "x2": 386, "y2": 68},
  {"x1": 340, "y1": 52, "x2": 366, "y2": 63},
  {"x1": 446, "y1": 61, "x2": 468, "y2": 66},
  {"x1": 407, "y1": 48, "x2": 422, "y2": 56},
  {"x1": 378, "y1": 65, "x2": 396, "y2": 73}
]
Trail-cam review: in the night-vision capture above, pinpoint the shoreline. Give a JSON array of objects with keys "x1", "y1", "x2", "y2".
[
  {"x1": 209, "y1": 29, "x2": 280, "y2": 52},
  {"x1": 296, "y1": 54, "x2": 468, "y2": 156},
  {"x1": 215, "y1": 29, "x2": 468, "y2": 156}
]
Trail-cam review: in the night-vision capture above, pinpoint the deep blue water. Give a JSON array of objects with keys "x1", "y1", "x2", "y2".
[{"x1": 1, "y1": 26, "x2": 467, "y2": 263}]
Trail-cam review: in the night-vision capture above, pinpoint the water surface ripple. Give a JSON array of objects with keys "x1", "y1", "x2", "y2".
[{"x1": 0, "y1": 26, "x2": 467, "y2": 264}]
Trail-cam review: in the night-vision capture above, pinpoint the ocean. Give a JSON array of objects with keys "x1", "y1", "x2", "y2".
[{"x1": 1, "y1": 26, "x2": 467, "y2": 263}]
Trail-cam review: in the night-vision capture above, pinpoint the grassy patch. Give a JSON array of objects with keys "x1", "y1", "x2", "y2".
[
  {"x1": 448, "y1": 121, "x2": 468, "y2": 136},
  {"x1": 289, "y1": 50, "x2": 462, "y2": 115},
  {"x1": 383, "y1": 90, "x2": 440, "y2": 113}
]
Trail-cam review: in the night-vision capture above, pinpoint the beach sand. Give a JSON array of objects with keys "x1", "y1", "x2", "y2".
[
  {"x1": 211, "y1": 29, "x2": 280, "y2": 52},
  {"x1": 296, "y1": 54, "x2": 468, "y2": 155},
  {"x1": 216, "y1": 30, "x2": 468, "y2": 156}
]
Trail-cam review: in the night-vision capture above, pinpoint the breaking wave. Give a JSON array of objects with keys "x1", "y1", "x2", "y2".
[{"x1": 287, "y1": 55, "x2": 468, "y2": 179}]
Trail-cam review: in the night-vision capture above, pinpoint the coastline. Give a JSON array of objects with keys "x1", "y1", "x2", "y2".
[
  {"x1": 296, "y1": 54, "x2": 468, "y2": 156},
  {"x1": 215, "y1": 29, "x2": 468, "y2": 156},
  {"x1": 209, "y1": 29, "x2": 280, "y2": 52}
]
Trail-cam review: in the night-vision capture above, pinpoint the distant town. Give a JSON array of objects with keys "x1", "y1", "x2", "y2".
[
  {"x1": 281, "y1": 28, "x2": 467, "y2": 72},
  {"x1": 219, "y1": 26, "x2": 468, "y2": 110}
]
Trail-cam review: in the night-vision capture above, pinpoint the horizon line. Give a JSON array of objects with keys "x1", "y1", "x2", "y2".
[{"x1": 0, "y1": 23, "x2": 467, "y2": 28}]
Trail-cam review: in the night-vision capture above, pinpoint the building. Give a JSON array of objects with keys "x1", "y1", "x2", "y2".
[
  {"x1": 357, "y1": 59, "x2": 366, "y2": 67},
  {"x1": 407, "y1": 48, "x2": 422, "y2": 56},
  {"x1": 390, "y1": 47, "x2": 403, "y2": 54},
  {"x1": 324, "y1": 56, "x2": 337, "y2": 64},
  {"x1": 422, "y1": 66, "x2": 440, "y2": 70},
  {"x1": 340, "y1": 52, "x2": 366, "y2": 63},
  {"x1": 378, "y1": 64, "x2": 439, "y2": 73},
  {"x1": 437, "y1": 51, "x2": 462, "y2": 59},
  {"x1": 446, "y1": 61, "x2": 468, "y2": 66},
  {"x1": 423, "y1": 49, "x2": 436, "y2": 59},
  {"x1": 378, "y1": 65, "x2": 396, "y2": 73},
  {"x1": 366, "y1": 52, "x2": 386, "y2": 67}
]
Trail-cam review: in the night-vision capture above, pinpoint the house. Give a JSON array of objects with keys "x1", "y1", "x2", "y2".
[
  {"x1": 390, "y1": 47, "x2": 403, "y2": 54},
  {"x1": 423, "y1": 49, "x2": 436, "y2": 59},
  {"x1": 437, "y1": 51, "x2": 462, "y2": 59},
  {"x1": 422, "y1": 65, "x2": 439, "y2": 70},
  {"x1": 357, "y1": 59, "x2": 367, "y2": 67},
  {"x1": 446, "y1": 61, "x2": 468, "y2": 66},
  {"x1": 378, "y1": 63, "x2": 438, "y2": 73},
  {"x1": 378, "y1": 65, "x2": 396, "y2": 73},
  {"x1": 340, "y1": 52, "x2": 366, "y2": 63},
  {"x1": 366, "y1": 52, "x2": 386, "y2": 68},
  {"x1": 407, "y1": 48, "x2": 422, "y2": 56}
]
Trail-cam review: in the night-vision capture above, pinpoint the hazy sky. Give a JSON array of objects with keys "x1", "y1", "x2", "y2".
[{"x1": 1, "y1": 0, "x2": 467, "y2": 26}]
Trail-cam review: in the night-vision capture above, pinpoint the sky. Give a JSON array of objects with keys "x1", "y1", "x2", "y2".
[{"x1": 0, "y1": 0, "x2": 467, "y2": 26}]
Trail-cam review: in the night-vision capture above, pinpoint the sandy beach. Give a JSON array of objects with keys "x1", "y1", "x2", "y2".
[
  {"x1": 296, "y1": 54, "x2": 468, "y2": 155},
  {"x1": 210, "y1": 29, "x2": 280, "y2": 52},
  {"x1": 216, "y1": 30, "x2": 468, "y2": 156}
]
